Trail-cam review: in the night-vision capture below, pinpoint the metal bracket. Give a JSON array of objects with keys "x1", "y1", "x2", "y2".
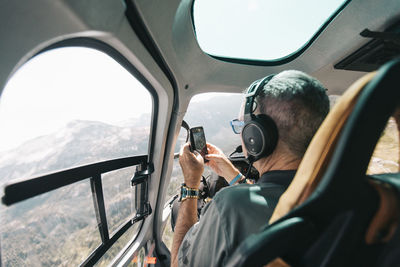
[
  {"x1": 132, "y1": 202, "x2": 152, "y2": 223},
  {"x1": 131, "y1": 163, "x2": 154, "y2": 186}
]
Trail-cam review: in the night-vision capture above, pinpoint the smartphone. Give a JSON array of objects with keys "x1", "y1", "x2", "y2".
[{"x1": 189, "y1": 126, "x2": 208, "y2": 162}]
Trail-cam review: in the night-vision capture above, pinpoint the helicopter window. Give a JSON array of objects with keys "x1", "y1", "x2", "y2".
[
  {"x1": 162, "y1": 93, "x2": 243, "y2": 250},
  {"x1": 193, "y1": 0, "x2": 349, "y2": 62},
  {"x1": 329, "y1": 95, "x2": 399, "y2": 175},
  {"x1": 0, "y1": 46, "x2": 153, "y2": 266},
  {"x1": 367, "y1": 117, "x2": 399, "y2": 174},
  {"x1": 184, "y1": 93, "x2": 243, "y2": 154},
  {"x1": 0, "y1": 47, "x2": 152, "y2": 184}
]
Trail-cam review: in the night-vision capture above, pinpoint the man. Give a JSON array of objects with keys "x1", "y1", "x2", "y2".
[{"x1": 171, "y1": 70, "x2": 330, "y2": 267}]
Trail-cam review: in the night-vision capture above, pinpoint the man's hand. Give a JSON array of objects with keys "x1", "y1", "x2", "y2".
[
  {"x1": 179, "y1": 143, "x2": 204, "y2": 188},
  {"x1": 205, "y1": 143, "x2": 240, "y2": 182}
]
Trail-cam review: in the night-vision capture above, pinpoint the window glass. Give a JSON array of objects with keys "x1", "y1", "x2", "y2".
[
  {"x1": 94, "y1": 223, "x2": 141, "y2": 267},
  {"x1": 162, "y1": 93, "x2": 243, "y2": 250},
  {"x1": 185, "y1": 93, "x2": 243, "y2": 154},
  {"x1": 1, "y1": 180, "x2": 100, "y2": 266},
  {"x1": 0, "y1": 47, "x2": 152, "y2": 186},
  {"x1": 330, "y1": 95, "x2": 399, "y2": 175},
  {"x1": 0, "y1": 47, "x2": 152, "y2": 265},
  {"x1": 102, "y1": 166, "x2": 137, "y2": 235},
  {"x1": 174, "y1": 125, "x2": 190, "y2": 154},
  {"x1": 167, "y1": 92, "x2": 242, "y2": 200},
  {"x1": 193, "y1": 0, "x2": 348, "y2": 61},
  {"x1": 367, "y1": 117, "x2": 399, "y2": 174}
]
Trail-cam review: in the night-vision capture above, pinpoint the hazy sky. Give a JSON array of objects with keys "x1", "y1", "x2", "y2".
[
  {"x1": 193, "y1": 0, "x2": 346, "y2": 60},
  {"x1": 0, "y1": 48, "x2": 238, "y2": 153},
  {"x1": 0, "y1": 47, "x2": 152, "y2": 152}
]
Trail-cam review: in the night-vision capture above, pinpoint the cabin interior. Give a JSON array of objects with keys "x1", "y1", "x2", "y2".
[{"x1": 1, "y1": 0, "x2": 400, "y2": 266}]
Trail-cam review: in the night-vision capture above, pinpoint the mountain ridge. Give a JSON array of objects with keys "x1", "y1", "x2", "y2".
[{"x1": 0, "y1": 119, "x2": 149, "y2": 186}]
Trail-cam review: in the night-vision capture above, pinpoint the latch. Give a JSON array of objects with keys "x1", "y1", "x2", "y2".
[{"x1": 131, "y1": 162, "x2": 154, "y2": 222}]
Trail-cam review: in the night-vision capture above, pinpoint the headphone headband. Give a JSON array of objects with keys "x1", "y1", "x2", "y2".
[{"x1": 244, "y1": 74, "x2": 275, "y2": 122}]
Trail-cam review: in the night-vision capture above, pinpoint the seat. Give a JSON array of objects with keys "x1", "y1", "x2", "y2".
[{"x1": 226, "y1": 58, "x2": 400, "y2": 267}]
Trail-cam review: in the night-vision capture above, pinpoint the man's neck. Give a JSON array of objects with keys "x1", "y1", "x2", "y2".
[{"x1": 253, "y1": 152, "x2": 301, "y2": 175}]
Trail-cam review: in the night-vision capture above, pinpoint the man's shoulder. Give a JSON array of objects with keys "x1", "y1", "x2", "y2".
[
  {"x1": 211, "y1": 184, "x2": 263, "y2": 213},
  {"x1": 213, "y1": 182, "x2": 284, "y2": 203},
  {"x1": 210, "y1": 182, "x2": 288, "y2": 217},
  {"x1": 213, "y1": 183, "x2": 255, "y2": 202}
]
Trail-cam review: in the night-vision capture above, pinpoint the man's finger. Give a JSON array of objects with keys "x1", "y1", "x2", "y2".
[
  {"x1": 182, "y1": 142, "x2": 191, "y2": 152},
  {"x1": 195, "y1": 152, "x2": 204, "y2": 163},
  {"x1": 206, "y1": 143, "x2": 217, "y2": 151},
  {"x1": 205, "y1": 154, "x2": 220, "y2": 157},
  {"x1": 205, "y1": 154, "x2": 221, "y2": 159},
  {"x1": 206, "y1": 142, "x2": 215, "y2": 148},
  {"x1": 180, "y1": 142, "x2": 191, "y2": 156}
]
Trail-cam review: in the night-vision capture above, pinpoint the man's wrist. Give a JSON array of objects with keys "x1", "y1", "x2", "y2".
[
  {"x1": 229, "y1": 173, "x2": 243, "y2": 185},
  {"x1": 184, "y1": 177, "x2": 201, "y2": 188},
  {"x1": 184, "y1": 183, "x2": 200, "y2": 189},
  {"x1": 229, "y1": 169, "x2": 241, "y2": 182}
]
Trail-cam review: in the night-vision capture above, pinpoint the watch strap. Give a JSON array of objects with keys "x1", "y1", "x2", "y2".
[{"x1": 179, "y1": 184, "x2": 199, "y2": 202}]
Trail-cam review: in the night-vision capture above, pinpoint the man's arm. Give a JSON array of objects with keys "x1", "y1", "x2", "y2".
[
  {"x1": 170, "y1": 198, "x2": 197, "y2": 267},
  {"x1": 171, "y1": 143, "x2": 204, "y2": 267},
  {"x1": 205, "y1": 143, "x2": 241, "y2": 184}
]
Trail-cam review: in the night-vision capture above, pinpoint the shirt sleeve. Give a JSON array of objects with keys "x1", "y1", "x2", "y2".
[{"x1": 178, "y1": 199, "x2": 230, "y2": 267}]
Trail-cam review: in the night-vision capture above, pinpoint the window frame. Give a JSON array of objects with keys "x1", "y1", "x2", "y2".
[
  {"x1": 191, "y1": 0, "x2": 352, "y2": 66},
  {"x1": 0, "y1": 38, "x2": 159, "y2": 266}
]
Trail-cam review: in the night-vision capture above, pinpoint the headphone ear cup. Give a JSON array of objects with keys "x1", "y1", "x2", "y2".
[{"x1": 242, "y1": 114, "x2": 278, "y2": 161}]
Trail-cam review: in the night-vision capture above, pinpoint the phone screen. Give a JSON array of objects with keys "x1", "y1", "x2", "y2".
[{"x1": 190, "y1": 126, "x2": 208, "y2": 161}]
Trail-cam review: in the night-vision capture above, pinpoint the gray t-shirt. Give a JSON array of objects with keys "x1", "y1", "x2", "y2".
[{"x1": 178, "y1": 170, "x2": 296, "y2": 267}]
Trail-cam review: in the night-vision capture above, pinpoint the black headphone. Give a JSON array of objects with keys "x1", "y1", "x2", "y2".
[{"x1": 242, "y1": 75, "x2": 279, "y2": 163}]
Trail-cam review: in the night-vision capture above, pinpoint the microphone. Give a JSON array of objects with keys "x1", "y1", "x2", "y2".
[{"x1": 229, "y1": 145, "x2": 243, "y2": 158}]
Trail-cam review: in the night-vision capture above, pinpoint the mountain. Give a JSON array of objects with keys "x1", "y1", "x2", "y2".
[
  {"x1": 0, "y1": 119, "x2": 150, "y2": 266},
  {"x1": 0, "y1": 119, "x2": 149, "y2": 186}
]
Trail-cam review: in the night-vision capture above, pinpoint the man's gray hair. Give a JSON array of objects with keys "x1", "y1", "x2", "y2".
[{"x1": 256, "y1": 70, "x2": 329, "y2": 158}]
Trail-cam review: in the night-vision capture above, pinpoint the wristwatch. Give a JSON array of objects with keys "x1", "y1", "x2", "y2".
[{"x1": 179, "y1": 183, "x2": 199, "y2": 202}]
